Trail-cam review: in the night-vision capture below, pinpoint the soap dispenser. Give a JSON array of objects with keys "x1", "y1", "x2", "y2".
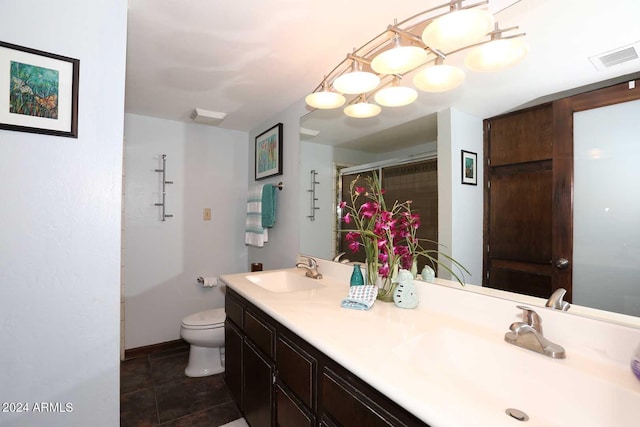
[{"x1": 350, "y1": 263, "x2": 364, "y2": 287}]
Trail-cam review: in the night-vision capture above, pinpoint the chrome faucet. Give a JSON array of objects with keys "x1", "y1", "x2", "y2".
[
  {"x1": 296, "y1": 256, "x2": 323, "y2": 279},
  {"x1": 545, "y1": 288, "x2": 571, "y2": 311},
  {"x1": 504, "y1": 306, "x2": 566, "y2": 359},
  {"x1": 332, "y1": 252, "x2": 351, "y2": 264}
]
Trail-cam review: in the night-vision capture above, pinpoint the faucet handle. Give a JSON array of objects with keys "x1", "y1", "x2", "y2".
[
  {"x1": 516, "y1": 305, "x2": 542, "y2": 333},
  {"x1": 546, "y1": 288, "x2": 571, "y2": 311}
]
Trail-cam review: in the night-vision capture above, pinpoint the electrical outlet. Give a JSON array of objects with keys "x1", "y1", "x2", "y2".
[{"x1": 203, "y1": 208, "x2": 211, "y2": 221}]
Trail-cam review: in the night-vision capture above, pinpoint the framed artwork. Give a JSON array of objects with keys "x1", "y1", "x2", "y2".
[
  {"x1": 255, "y1": 123, "x2": 283, "y2": 180},
  {"x1": 0, "y1": 41, "x2": 79, "y2": 138},
  {"x1": 461, "y1": 150, "x2": 477, "y2": 185}
]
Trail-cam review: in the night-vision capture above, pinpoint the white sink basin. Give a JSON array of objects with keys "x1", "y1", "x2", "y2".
[
  {"x1": 393, "y1": 322, "x2": 640, "y2": 426},
  {"x1": 245, "y1": 270, "x2": 324, "y2": 293}
]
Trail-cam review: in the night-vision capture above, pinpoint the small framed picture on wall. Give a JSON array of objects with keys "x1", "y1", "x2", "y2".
[
  {"x1": 461, "y1": 150, "x2": 477, "y2": 185},
  {"x1": 255, "y1": 123, "x2": 283, "y2": 180}
]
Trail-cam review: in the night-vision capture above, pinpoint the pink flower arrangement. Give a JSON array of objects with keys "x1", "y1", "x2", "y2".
[{"x1": 340, "y1": 173, "x2": 467, "y2": 298}]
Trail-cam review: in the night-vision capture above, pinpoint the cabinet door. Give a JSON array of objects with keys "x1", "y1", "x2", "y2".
[
  {"x1": 276, "y1": 384, "x2": 314, "y2": 427},
  {"x1": 244, "y1": 339, "x2": 274, "y2": 427},
  {"x1": 321, "y1": 366, "x2": 427, "y2": 427},
  {"x1": 276, "y1": 335, "x2": 316, "y2": 409},
  {"x1": 224, "y1": 321, "x2": 243, "y2": 409}
]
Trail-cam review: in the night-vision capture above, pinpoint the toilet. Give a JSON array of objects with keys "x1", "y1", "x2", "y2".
[{"x1": 180, "y1": 308, "x2": 226, "y2": 377}]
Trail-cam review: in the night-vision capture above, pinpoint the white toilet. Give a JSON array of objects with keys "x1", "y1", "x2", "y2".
[{"x1": 180, "y1": 308, "x2": 226, "y2": 377}]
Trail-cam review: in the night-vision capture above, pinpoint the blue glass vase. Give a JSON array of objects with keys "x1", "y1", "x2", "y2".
[{"x1": 350, "y1": 263, "x2": 364, "y2": 286}]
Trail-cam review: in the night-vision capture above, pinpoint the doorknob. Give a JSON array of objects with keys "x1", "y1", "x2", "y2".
[{"x1": 555, "y1": 258, "x2": 570, "y2": 269}]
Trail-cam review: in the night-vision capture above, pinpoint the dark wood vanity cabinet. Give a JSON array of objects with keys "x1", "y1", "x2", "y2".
[{"x1": 224, "y1": 287, "x2": 428, "y2": 427}]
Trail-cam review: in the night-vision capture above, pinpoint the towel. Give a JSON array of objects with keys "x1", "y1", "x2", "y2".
[
  {"x1": 341, "y1": 285, "x2": 378, "y2": 310},
  {"x1": 261, "y1": 183, "x2": 277, "y2": 228},
  {"x1": 245, "y1": 184, "x2": 268, "y2": 247}
]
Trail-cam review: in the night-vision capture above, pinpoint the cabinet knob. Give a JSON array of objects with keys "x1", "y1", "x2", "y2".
[{"x1": 555, "y1": 258, "x2": 570, "y2": 269}]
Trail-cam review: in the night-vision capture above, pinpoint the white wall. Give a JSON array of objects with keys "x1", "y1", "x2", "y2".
[
  {"x1": 0, "y1": 1, "x2": 127, "y2": 426},
  {"x1": 247, "y1": 100, "x2": 308, "y2": 269},
  {"x1": 123, "y1": 114, "x2": 248, "y2": 349},
  {"x1": 438, "y1": 108, "x2": 484, "y2": 285}
]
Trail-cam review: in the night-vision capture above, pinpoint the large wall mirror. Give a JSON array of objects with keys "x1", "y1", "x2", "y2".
[{"x1": 297, "y1": 0, "x2": 640, "y2": 323}]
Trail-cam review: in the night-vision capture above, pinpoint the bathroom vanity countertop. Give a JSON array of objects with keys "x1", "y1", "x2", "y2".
[{"x1": 220, "y1": 261, "x2": 640, "y2": 427}]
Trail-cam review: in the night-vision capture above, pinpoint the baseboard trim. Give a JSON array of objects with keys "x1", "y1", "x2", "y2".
[{"x1": 124, "y1": 339, "x2": 189, "y2": 360}]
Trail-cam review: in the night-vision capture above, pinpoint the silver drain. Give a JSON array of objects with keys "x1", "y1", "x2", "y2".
[{"x1": 506, "y1": 408, "x2": 529, "y2": 421}]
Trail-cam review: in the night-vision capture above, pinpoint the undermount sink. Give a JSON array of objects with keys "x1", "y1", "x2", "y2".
[
  {"x1": 245, "y1": 270, "x2": 324, "y2": 293},
  {"x1": 393, "y1": 322, "x2": 640, "y2": 427}
]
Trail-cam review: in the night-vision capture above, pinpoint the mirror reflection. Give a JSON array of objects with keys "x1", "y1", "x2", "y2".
[{"x1": 298, "y1": 0, "x2": 640, "y2": 321}]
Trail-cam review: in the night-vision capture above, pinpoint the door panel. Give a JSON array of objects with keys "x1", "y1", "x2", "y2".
[{"x1": 484, "y1": 103, "x2": 556, "y2": 297}]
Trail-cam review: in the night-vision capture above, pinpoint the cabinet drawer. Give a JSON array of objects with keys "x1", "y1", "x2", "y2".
[
  {"x1": 244, "y1": 310, "x2": 275, "y2": 358},
  {"x1": 277, "y1": 336, "x2": 315, "y2": 408},
  {"x1": 321, "y1": 367, "x2": 395, "y2": 427},
  {"x1": 276, "y1": 384, "x2": 314, "y2": 427},
  {"x1": 225, "y1": 291, "x2": 244, "y2": 329}
]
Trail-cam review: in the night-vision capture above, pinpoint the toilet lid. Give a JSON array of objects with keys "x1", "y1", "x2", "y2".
[{"x1": 182, "y1": 308, "x2": 225, "y2": 327}]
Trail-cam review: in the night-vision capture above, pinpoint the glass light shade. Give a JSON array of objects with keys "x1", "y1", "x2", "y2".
[
  {"x1": 413, "y1": 64, "x2": 465, "y2": 92},
  {"x1": 344, "y1": 101, "x2": 382, "y2": 118},
  {"x1": 371, "y1": 45, "x2": 429, "y2": 75},
  {"x1": 333, "y1": 71, "x2": 380, "y2": 95},
  {"x1": 305, "y1": 91, "x2": 346, "y2": 109},
  {"x1": 374, "y1": 86, "x2": 418, "y2": 107},
  {"x1": 465, "y1": 38, "x2": 529, "y2": 72},
  {"x1": 422, "y1": 8, "x2": 494, "y2": 52}
]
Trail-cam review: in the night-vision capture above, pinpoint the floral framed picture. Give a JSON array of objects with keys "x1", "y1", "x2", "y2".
[
  {"x1": 255, "y1": 123, "x2": 283, "y2": 180},
  {"x1": 0, "y1": 41, "x2": 79, "y2": 138},
  {"x1": 461, "y1": 150, "x2": 477, "y2": 185}
]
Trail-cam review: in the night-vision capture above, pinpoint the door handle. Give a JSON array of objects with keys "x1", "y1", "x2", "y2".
[{"x1": 555, "y1": 258, "x2": 570, "y2": 269}]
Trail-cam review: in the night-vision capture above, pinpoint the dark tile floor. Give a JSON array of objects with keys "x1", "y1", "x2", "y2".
[{"x1": 120, "y1": 348, "x2": 241, "y2": 427}]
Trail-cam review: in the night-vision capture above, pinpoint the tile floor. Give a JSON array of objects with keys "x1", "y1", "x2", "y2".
[{"x1": 120, "y1": 348, "x2": 241, "y2": 427}]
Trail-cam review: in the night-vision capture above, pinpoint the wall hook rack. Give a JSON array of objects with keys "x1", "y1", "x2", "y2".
[
  {"x1": 154, "y1": 154, "x2": 174, "y2": 221},
  {"x1": 307, "y1": 170, "x2": 319, "y2": 221}
]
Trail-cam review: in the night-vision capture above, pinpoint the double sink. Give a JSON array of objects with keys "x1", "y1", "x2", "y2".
[{"x1": 231, "y1": 265, "x2": 640, "y2": 426}]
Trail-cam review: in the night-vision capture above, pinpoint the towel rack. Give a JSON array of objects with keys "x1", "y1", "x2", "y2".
[
  {"x1": 307, "y1": 170, "x2": 319, "y2": 221},
  {"x1": 154, "y1": 154, "x2": 174, "y2": 221}
]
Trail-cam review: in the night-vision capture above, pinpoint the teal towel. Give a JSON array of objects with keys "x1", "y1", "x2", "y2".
[{"x1": 261, "y1": 184, "x2": 277, "y2": 228}]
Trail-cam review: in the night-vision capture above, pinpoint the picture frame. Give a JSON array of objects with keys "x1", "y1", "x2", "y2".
[
  {"x1": 461, "y1": 150, "x2": 477, "y2": 185},
  {"x1": 0, "y1": 41, "x2": 79, "y2": 138},
  {"x1": 255, "y1": 123, "x2": 283, "y2": 180}
]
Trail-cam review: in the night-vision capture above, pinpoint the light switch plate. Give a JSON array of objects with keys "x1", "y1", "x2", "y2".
[{"x1": 203, "y1": 208, "x2": 211, "y2": 221}]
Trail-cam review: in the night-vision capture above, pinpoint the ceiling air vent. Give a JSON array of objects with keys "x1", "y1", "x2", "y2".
[
  {"x1": 590, "y1": 42, "x2": 640, "y2": 71},
  {"x1": 190, "y1": 108, "x2": 226, "y2": 126}
]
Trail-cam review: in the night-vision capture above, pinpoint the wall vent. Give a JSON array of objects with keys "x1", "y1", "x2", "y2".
[{"x1": 590, "y1": 42, "x2": 640, "y2": 71}]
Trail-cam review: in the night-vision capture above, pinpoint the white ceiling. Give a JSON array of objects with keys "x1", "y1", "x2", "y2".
[{"x1": 125, "y1": 0, "x2": 640, "y2": 136}]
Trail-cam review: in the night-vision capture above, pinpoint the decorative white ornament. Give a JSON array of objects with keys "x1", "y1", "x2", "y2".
[
  {"x1": 393, "y1": 269, "x2": 419, "y2": 309},
  {"x1": 421, "y1": 265, "x2": 435, "y2": 282}
]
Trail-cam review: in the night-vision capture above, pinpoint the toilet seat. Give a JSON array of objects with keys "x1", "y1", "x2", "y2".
[{"x1": 181, "y1": 308, "x2": 225, "y2": 330}]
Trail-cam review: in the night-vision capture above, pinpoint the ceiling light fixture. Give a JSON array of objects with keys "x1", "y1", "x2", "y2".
[
  {"x1": 344, "y1": 95, "x2": 382, "y2": 118},
  {"x1": 305, "y1": 0, "x2": 528, "y2": 118},
  {"x1": 371, "y1": 32, "x2": 429, "y2": 75},
  {"x1": 332, "y1": 55, "x2": 381, "y2": 95},
  {"x1": 374, "y1": 77, "x2": 418, "y2": 107},
  {"x1": 465, "y1": 27, "x2": 529, "y2": 72},
  {"x1": 413, "y1": 57, "x2": 465, "y2": 92},
  {"x1": 305, "y1": 79, "x2": 346, "y2": 109}
]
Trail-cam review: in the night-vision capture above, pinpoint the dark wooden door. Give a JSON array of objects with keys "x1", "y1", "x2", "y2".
[{"x1": 483, "y1": 103, "x2": 569, "y2": 299}]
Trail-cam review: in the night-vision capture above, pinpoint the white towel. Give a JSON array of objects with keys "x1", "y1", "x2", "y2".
[{"x1": 245, "y1": 184, "x2": 268, "y2": 247}]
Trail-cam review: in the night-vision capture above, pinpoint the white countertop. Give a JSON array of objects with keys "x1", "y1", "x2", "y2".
[{"x1": 220, "y1": 260, "x2": 640, "y2": 427}]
